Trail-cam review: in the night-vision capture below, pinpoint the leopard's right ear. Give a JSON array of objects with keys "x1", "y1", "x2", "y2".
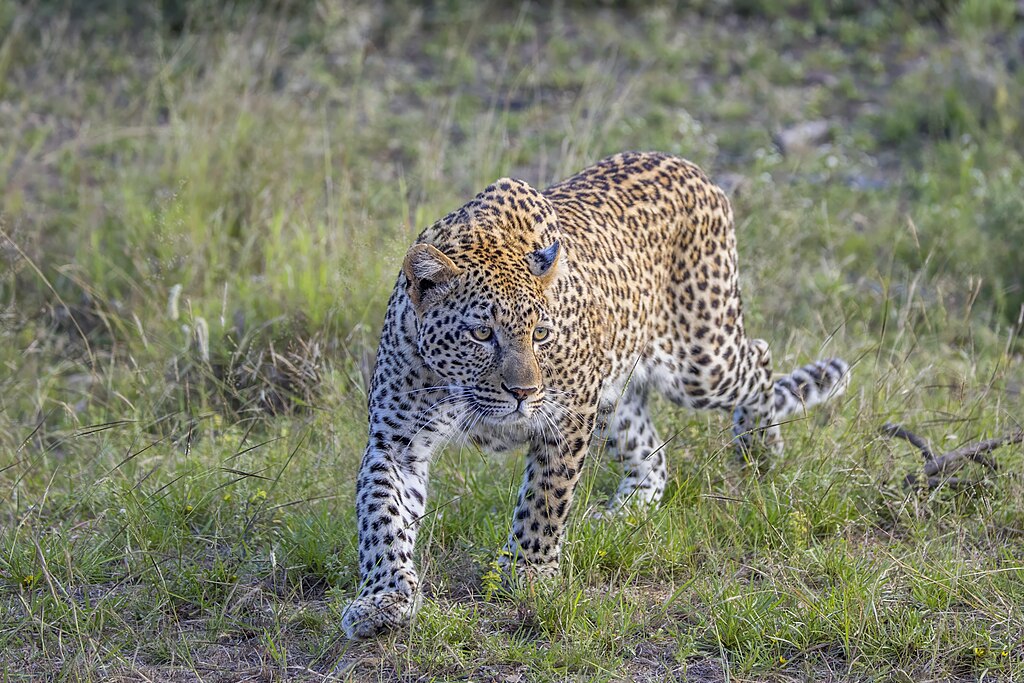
[{"x1": 402, "y1": 244, "x2": 461, "y2": 314}]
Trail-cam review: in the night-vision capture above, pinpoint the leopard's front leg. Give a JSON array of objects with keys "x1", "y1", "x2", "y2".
[
  {"x1": 341, "y1": 342, "x2": 462, "y2": 639},
  {"x1": 500, "y1": 402, "x2": 597, "y2": 581},
  {"x1": 342, "y1": 449, "x2": 421, "y2": 638}
]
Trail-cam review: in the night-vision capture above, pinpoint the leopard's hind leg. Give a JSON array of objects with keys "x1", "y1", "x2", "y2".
[
  {"x1": 737, "y1": 356, "x2": 850, "y2": 448},
  {"x1": 604, "y1": 380, "x2": 669, "y2": 510},
  {"x1": 650, "y1": 335, "x2": 782, "y2": 454},
  {"x1": 649, "y1": 170, "x2": 783, "y2": 453}
]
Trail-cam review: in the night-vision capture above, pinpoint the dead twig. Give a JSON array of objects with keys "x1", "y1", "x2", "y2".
[
  {"x1": 880, "y1": 422, "x2": 1022, "y2": 489},
  {"x1": 923, "y1": 434, "x2": 1009, "y2": 476},
  {"x1": 880, "y1": 423, "x2": 934, "y2": 460}
]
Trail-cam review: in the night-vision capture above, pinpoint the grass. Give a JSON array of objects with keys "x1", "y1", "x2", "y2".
[{"x1": 2, "y1": 0, "x2": 1024, "y2": 680}]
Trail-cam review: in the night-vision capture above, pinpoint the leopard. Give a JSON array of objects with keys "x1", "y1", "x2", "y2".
[{"x1": 341, "y1": 151, "x2": 850, "y2": 639}]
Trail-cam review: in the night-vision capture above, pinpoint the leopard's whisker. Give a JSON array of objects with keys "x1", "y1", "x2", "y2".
[{"x1": 394, "y1": 384, "x2": 466, "y2": 397}]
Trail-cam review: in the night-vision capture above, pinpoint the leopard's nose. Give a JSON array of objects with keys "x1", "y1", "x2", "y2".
[{"x1": 502, "y1": 383, "x2": 539, "y2": 401}]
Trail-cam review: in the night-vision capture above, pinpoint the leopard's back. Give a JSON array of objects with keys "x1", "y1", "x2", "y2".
[{"x1": 539, "y1": 153, "x2": 752, "y2": 406}]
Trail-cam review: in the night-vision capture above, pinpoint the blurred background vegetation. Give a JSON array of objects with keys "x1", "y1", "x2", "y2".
[{"x1": 1, "y1": 0, "x2": 1023, "y2": 680}]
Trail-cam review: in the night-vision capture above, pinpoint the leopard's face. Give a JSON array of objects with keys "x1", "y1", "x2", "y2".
[
  {"x1": 415, "y1": 264, "x2": 558, "y2": 426},
  {"x1": 403, "y1": 235, "x2": 562, "y2": 427}
]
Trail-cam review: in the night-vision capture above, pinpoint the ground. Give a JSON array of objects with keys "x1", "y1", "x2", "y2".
[{"x1": 1, "y1": 1, "x2": 1023, "y2": 681}]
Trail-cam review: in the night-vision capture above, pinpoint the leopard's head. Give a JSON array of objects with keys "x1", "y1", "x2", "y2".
[{"x1": 402, "y1": 178, "x2": 563, "y2": 426}]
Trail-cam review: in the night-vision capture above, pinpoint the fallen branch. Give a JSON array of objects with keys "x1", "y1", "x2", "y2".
[
  {"x1": 880, "y1": 422, "x2": 1023, "y2": 489},
  {"x1": 880, "y1": 423, "x2": 934, "y2": 460}
]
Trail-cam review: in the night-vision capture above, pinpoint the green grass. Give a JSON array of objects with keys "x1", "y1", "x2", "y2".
[{"x1": 2, "y1": 1, "x2": 1024, "y2": 680}]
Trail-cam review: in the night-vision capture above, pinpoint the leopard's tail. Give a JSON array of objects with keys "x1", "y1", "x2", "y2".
[{"x1": 772, "y1": 358, "x2": 850, "y2": 419}]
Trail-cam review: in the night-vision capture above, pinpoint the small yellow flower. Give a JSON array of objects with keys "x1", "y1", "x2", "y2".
[
  {"x1": 20, "y1": 575, "x2": 36, "y2": 589},
  {"x1": 778, "y1": 655, "x2": 787, "y2": 665},
  {"x1": 1001, "y1": 650, "x2": 1009, "y2": 658},
  {"x1": 222, "y1": 493, "x2": 232, "y2": 502},
  {"x1": 481, "y1": 550, "x2": 513, "y2": 600},
  {"x1": 974, "y1": 646, "x2": 987, "y2": 658},
  {"x1": 249, "y1": 489, "x2": 267, "y2": 504},
  {"x1": 183, "y1": 504, "x2": 194, "y2": 514},
  {"x1": 481, "y1": 567, "x2": 502, "y2": 600}
]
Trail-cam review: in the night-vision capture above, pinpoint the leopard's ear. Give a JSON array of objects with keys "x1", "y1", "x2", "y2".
[
  {"x1": 403, "y1": 244, "x2": 461, "y2": 313},
  {"x1": 526, "y1": 240, "x2": 561, "y2": 286}
]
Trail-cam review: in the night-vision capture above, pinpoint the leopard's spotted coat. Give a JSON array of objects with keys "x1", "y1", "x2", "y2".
[{"x1": 342, "y1": 152, "x2": 849, "y2": 639}]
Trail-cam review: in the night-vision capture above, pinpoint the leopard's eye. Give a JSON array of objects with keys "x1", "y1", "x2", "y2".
[
  {"x1": 469, "y1": 326, "x2": 493, "y2": 342},
  {"x1": 533, "y1": 327, "x2": 551, "y2": 343}
]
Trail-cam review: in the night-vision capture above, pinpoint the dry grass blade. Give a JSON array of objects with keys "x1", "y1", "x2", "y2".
[{"x1": 230, "y1": 332, "x2": 326, "y2": 416}]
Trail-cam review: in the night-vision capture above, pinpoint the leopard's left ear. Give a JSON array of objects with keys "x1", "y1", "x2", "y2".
[
  {"x1": 403, "y1": 243, "x2": 461, "y2": 314},
  {"x1": 526, "y1": 240, "x2": 561, "y2": 286}
]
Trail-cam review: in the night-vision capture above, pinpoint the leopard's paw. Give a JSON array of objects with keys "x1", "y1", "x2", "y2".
[
  {"x1": 341, "y1": 590, "x2": 421, "y2": 640},
  {"x1": 596, "y1": 503, "x2": 655, "y2": 524},
  {"x1": 496, "y1": 549, "x2": 558, "y2": 589}
]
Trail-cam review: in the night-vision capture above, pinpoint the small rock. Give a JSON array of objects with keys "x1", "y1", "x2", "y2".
[
  {"x1": 715, "y1": 172, "x2": 748, "y2": 196},
  {"x1": 845, "y1": 174, "x2": 891, "y2": 191},
  {"x1": 774, "y1": 119, "x2": 831, "y2": 155},
  {"x1": 805, "y1": 70, "x2": 840, "y2": 88}
]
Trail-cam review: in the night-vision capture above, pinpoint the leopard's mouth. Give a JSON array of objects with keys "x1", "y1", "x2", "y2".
[
  {"x1": 483, "y1": 411, "x2": 526, "y2": 426},
  {"x1": 463, "y1": 385, "x2": 546, "y2": 425},
  {"x1": 469, "y1": 399, "x2": 539, "y2": 424},
  {"x1": 479, "y1": 405, "x2": 531, "y2": 422}
]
